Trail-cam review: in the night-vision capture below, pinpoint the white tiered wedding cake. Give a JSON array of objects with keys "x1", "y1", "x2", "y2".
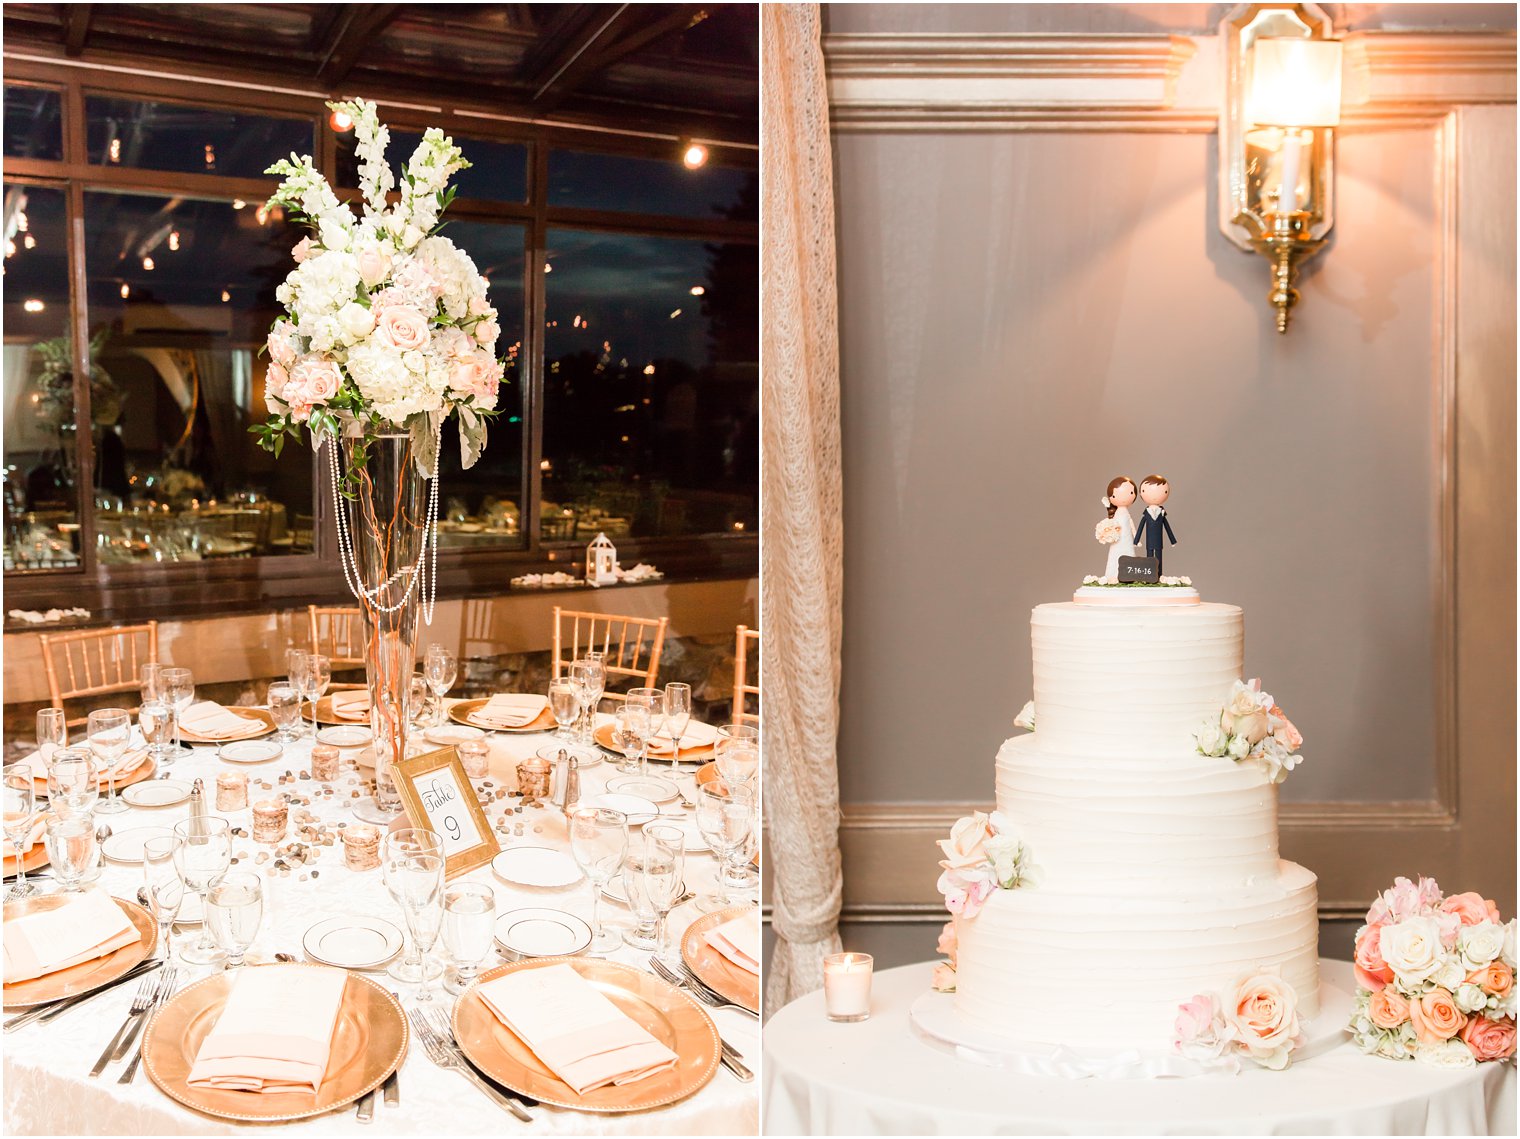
[{"x1": 919, "y1": 585, "x2": 1326, "y2": 1076}]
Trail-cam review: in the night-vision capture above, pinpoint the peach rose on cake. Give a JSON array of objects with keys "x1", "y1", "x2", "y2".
[
  {"x1": 1268, "y1": 706, "x2": 1303, "y2": 751},
  {"x1": 1225, "y1": 970, "x2": 1301, "y2": 1070},
  {"x1": 1354, "y1": 924, "x2": 1395, "y2": 991},
  {"x1": 936, "y1": 920, "x2": 957, "y2": 963},
  {"x1": 375, "y1": 305, "x2": 430, "y2": 352},
  {"x1": 1409, "y1": 989, "x2": 1467, "y2": 1044},
  {"x1": 930, "y1": 963, "x2": 957, "y2": 992},
  {"x1": 1368, "y1": 987, "x2": 1411, "y2": 1030},
  {"x1": 937, "y1": 812, "x2": 994, "y2": 872},
  {"x1": 1459, "y1": 1014, "x2": 1516, "y2": 1062}
]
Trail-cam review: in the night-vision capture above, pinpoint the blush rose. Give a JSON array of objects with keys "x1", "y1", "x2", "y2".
[{"x1": 1460, "y1": 1014, "x2": 1516, "y2": 1062}]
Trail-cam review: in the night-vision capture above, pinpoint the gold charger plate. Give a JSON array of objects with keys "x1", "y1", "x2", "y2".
[
  {"x1": 450, "y1": 698, "x2": 556, "y2": 734},
  {"x1": 594, "y1": 724, "x2": 715, "y2": 763},
  {"x1": 452, "y1": 956, "x2": 719, "y2": 1112},
  {"x1": 2, "y1": 893, "x2": 156, "y2": 1009},
  {"x1": 143, "y1": 963, "x2": 407, "y2": 1123},
  {"x1": 3, "y1": 839, "x2": 50, "y2": 879},
  {"x1": 682, "y1": 905, "x2": 760, "y2": 1014},
  {"x1": 29, "y1": 752, "x2": 156, "y2": 792},
  {"x1": 178, "y1": 708, "x2": 275, "y2": 744}
]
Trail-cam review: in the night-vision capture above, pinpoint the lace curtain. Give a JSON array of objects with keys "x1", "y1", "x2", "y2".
[{"x1": 761, "y1": 2, "x2": 846, "y2": 1013}]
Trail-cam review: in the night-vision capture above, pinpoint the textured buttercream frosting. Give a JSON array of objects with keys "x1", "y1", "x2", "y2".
[{"x1": 951, "y1": 598, "x2": 1320, "y2": 1054}]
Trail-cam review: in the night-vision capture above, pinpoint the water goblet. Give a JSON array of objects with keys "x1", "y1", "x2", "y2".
[
  {"x1": 695, "y1": 781, "x2": 755, "y2": 909},
  {"x1": 46, "y1": 749, "x2": 100, "y2": 821},
  {"x1": 45, "y1": 815, "x2": 96, "y2": 892},
  {"x1": 382, "y1": 829, "x2": 446, "y2": 985},
  {"x1": 621, "y1": 827, "x2": 682, "y2": 954},
  {"x1": 569, "y1": 807, "x2": 628, "y2": 955},
  {"x1": 424, "y1": 645, "x2": 457, "y2": 727},
  {"x1": 285, "y1": 650, "x2": 310, "y2": 738},
  {"x1": 570, "y1": 659, "x2": 597, "y2": 745},
  {"x1": 3, "y1": 772, "x2": 39, "y2": 900},
  {"x1": 139, "y1": 662, "x2": 166, "y2": 708},
  {"x1": 548, "y1": 677, "x2": 579, "y2": 741},
  {"x1": 626, "y1": 688, "x2": 665, "y2": 778},
  {"x1": 663, "y1": 683, "x2": 692, "y2": 758},
  {"x1": 206, "y1": 870, "x2": 263, "y2": 970},
  {"x1": 613, "y1": 701, "x2": 651, "y2": 777},
  {"x1": 35, "y1": 707, "x2": 67, "y2": 754},
  {"x1": 141, "y1": 835, "x2": 183, "y2": 961},
  {"x1": 173, "y1": 816, "x2": 232, "y2": 965},
  {"x1": 86, "y1": 708, "x2": 132, "y2": 815},
  {"x1": 139, "y1": 700, "x2": 174, "y2": 764},
  {"x1": 267, "y1": 682, "x2": 301, "y2": 742},
  {"x1": 715, "y1": 723, "x2": 760, "y2": 787},
  {"x1": 162, "y1": 667, "x2": 194, "y2": 753},
  {"x1": 641, "y1": 824, "x2": 687, "y2": 964},
  {"x1": 441, "y1": 882, "x2": 496, "y2": 994}
]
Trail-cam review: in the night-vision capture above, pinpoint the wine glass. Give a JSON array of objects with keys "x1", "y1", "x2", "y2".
[
  {"x1": 408, "y1": 674, "x2": 431, "y2": 732},
  {"x1": 267, "y1": 682, "x2": 301, "y2": 742},
  {"x1": 640, "y1": 824, "x2": 686, "y2": 964},
  {"x1": 663, "y1": 683, "x2": 692, "y2": 759},
  {"x1": 613, "y1": 701, "x2": 651, "y2": 777},
  {"x1": 424, "y1": 645, "x2": 457, "y2": 727},
  {"x1": 386, "y1": 848, "x2": 446, "y2": 1002},
  {"x1": 44, "y1": 815, "x2": 95, "y2": 892},
  {"x1": 695, "y1": 781, "x2": 755, "y2": 909},
  {"x1": 173, "y1": 816, "x2": 232, "y2": 965},
  {"x1": 382, "y1": 828, "x2": 445, "y2": 985},
  {"x1": 626, "y1": 688, "x2": 665, "y2": 777},
  {"x1": 87, "y1": 708, "x2": 132, "y2": 815},
  {"x1": 306, "y1": 655, "x2": 332, "y2": 738},
  {"x1": 441, "y1": 881, "x2": 495, "y2": 994},
  {"x1": 285, "y1": 650, "x2": 310, "y2": 738},
  {"x1": 715, "y1": 723, "x2": 760, "y2": 787},
  {"x1": 4, "y1": 772, "x2": 39, "y2": 900},
  {"x1": 621, "y1": 826, "x2": 682, "y2": 954},
  {"x1": 569, "y1": 659, "x2": 597, "y2": 746},
  {"x1": 206, "y1": 870, "x2": 263, "y2": 970},
  {"x1": 569, "y1": 807, "x2": 628, "y2": 955},
  {"x1": 548, "y1": 677, "x2": 579, "y2": 741},
  {"x1": 139, "y1": 700, "x2": 174, "y2": 765},
  {"x1": 584, "y1": 653, "x2": 606, "y2": 733},
  {"x1": 139, "y1": 662, "x2": 166, "y2": 710},
  {"x1": 141, "y1": 835, "x2": 183, "y2": 961},
  {"x1": 35, "y1": 707, "x2": 67, "y2": 754},
  {"x1": 46, "y1": 749, "x2": 100, "y2": 821},
  {"x1": 162, "y1": 667, "x2": 194, "y2": 753}
]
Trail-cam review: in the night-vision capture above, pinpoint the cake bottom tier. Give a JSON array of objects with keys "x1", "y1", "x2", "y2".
[{"x1": 952, "y1": 860, "x2": 1319, "y2": 1051}]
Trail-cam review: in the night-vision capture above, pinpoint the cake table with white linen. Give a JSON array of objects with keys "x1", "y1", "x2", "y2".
[{"x1": 762, "y1": 960, "x2": 1516, "y2": 1136}]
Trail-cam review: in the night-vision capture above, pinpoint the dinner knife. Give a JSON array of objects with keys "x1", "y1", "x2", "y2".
[
  {"x1": 382, "y1": 1068, "x2": 399, "y2": 1107},
  {"x1": 3, "y1": 960, "x2": 162, "y2": 1033},
  {"x1": 719, "y1": 1042, "x2": 754, "y2": 1082},
  {"x1": 355, "y1": 1088, "x2": 376, "y2": 1124}
]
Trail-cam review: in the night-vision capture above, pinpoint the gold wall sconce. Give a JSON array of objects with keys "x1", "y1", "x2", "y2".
[{"x1": 1219, "y1": 4, "x2": 1343, "y2": 333}]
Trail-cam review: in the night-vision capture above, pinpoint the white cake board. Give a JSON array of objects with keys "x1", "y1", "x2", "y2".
[
  {"x1": 909, "y1": 974, "x2": 1355, "y2": 1080},
  {"x1": 1072, "y1": 585, "x2": 1200, "y2": 605}
]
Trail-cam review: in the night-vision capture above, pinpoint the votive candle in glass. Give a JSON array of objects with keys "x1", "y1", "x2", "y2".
[
  {"x1": 516, "y1": 758, "x2": 551, "y2": 805},
  {"x1": 310, "y1": 743, "x2": 340, "y2": 782},
  {"x1": 342, "y1": 823, "x2": 381, "y2": 871},
  {"x1": 251, "y1": 798, "x2": 288, "y2": 844},
  {"x1": 458, "y1": 740, "x2": 490, "y2": 780},
  {"x1": 822, "y1": 952, "x2": 874, "y2": 1022},
  {"x1": 215, "y1": 771, "x2": 249, "y2": 812}
]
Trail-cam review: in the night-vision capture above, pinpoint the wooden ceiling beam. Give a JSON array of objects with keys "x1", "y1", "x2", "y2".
[
  {"x1": 528, "y1": 4, "x2": 709, "y2": 111},
  {"x1": 314, "y1": 4, "x2": 403, "y2": 88},
  {"x1": 62, "y1": 3, "x2": 93, "y2": 57}
]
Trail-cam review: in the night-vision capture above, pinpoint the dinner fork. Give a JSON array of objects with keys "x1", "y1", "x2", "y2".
[
  {"x1": 647, "y1": 959, "x2": 755, "y2": 1080},
  {"x1": 89, "y1": 971, "x2": 161, "y2": 1077},
  {"x1": 409, "y1": 1008, "x2": 533, "y2": 1122},
  {"x1": 650, "y1": 956, "x2": 760, "y2": 1019},
  {"x1": 117, "y1": 966, "x2": 178, "y2": 1084}
]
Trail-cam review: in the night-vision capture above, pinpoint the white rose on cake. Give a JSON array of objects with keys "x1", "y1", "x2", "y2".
[{"x1": 1379, "y1": 918, "x2": 1446, "y2": 987}]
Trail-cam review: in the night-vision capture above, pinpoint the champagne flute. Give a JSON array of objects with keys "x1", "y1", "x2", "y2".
[
  {"x1": 663, "y1": 682, "x2": 692, "y2": 759},
  {"x1": 87, "y1": 707, "x2": 132, "y2": 815},
  {"x1": 424, "y1": 645, "x2": 457, "y2": 728},
  {"x1": 206, "y1": 870, "x2": 263, "y2": 970},
  {"x1": 162, "y1": 667, "x2": 194, "y2": 753},
  {"x1": 35, "y1": 707, "x2": 67, "y2": 755},
  {"x1": 386, "y1": 847, "x2": 446, "y2": 1001},
  {"x1": 306, "y1": 654, "x2": 332, "y2": 739},
  {"x1": 441, "y1": 881, "x2": 496, "y2": 994},
  {"x1": 627, "y1": 687, "x2": 665, "y2": 779},
  {"x1": 4, "y1": 772, "x2": 39, "y2": 900},
  {"x1": 285, "y1": 649, "x2": 310, "y2": 739},
  {"x1": 695, "y1": 781, "x2": 755, "y2": 909},
  {"x1": 715, "y1": 722, "x2": 760, "y2": 787},
  {"x1": 141, "y1": 835, "x2": 184, "y2": 961},
  {"x1": 44, "y1": 815, "x2": 95, "y2": 892},
  {"x1": 621, "y1": 827, "x2": 679, "y2": 953},
  {"x1": 382, "y1": 828, "x2": 445, "y2": 984},
  {"x1": 173, "y1": 816, "x2": 232, "y2": 965},
  {"x1": 548, "y1": 677, "x2": 579, "y2": 741},
  {"x1": 267, "y1": 682, "x2": 301, "y2": 742},
  {"x1": 584, "y1": 653, "x2": 606, "y2": 736},
  {"x1": 641, "y1": 824, "x2": 686, "y2": 964},
  {"x1": 613, "y1": 701, "x2": 651, "y2": 777},
  {"x1": 569, "y1": 807, "x2": 628, "y2": 955}
]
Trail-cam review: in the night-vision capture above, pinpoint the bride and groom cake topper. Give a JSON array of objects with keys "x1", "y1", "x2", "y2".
[{"x1": 1098, "y1": 474, "x2": 1177, "y2": 578}]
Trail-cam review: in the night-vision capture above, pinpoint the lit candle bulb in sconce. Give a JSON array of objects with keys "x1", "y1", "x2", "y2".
[
  {"x1": 822, "y1": 952, "x2": 874, "y2": 1022},
  {"x1": 1245, "y1": 36, "x2": 1342, "y2": 218}
]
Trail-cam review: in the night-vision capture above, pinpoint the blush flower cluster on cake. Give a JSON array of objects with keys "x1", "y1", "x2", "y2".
[
  {"x1": 1174, "y1": 968, "x2": 1305, "y2": 1072},
  {"x1": 1194, "y1": 678, "x2": 1304, "y2": 784},
  {"x1": 935, "y1": 811, "x2": 1038, "y2": 919},
  {"x1": 255, "y1": 99, "x2": 504, "y2": 475},
  {"x1": 1348, "y1": 876, "x2": 1516, "y2": 1068}
]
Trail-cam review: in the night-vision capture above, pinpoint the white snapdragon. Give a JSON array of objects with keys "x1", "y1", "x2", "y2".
[{"x1": 331, "y1": 99, "x2": 395, "y2": 217}]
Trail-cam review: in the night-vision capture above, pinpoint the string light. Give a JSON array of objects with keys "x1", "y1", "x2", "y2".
[
  {"x1": 669, "y1": 308, "x2": 682, "y2": 319},
  {"x1": 221, "y1": 289, "x2": 231, "y2": 303},
  {"x1": 544, "y1": 262, "x2": 553, "y2": 273},
  {"x1": 689, "y1": 285, "x2": 705, "y2": 296},
  {"x1": 23, "y1": 299, "x2": 44, "y2": 313},
  {"x1": 108, "y1": 138, "x2": 121, "y2": 163},
  {"x1": 682, "y1": 142, "x2": 708, "y2": 169},
  {"x1": 643, "y1": 364, "x2": 656, "y2": 375},
  {"x1": 168, "y1": 230, "x2": 180, "y2": 251},
  {"x1": 329, "y1": 108, "x2": 354, "y2": 133},
  {"x1": 204, "y1": 144, "x2": 216, "y2": 168},
  {"x1": 23, "y1": 234, "x2": 35, "y2": 249},
  {"x1": 142, "y1": 256, "x2": 155, "y2": 271},
  {"x1": 255, "y1": 205, "x2": 269, "y2": 225},
  {"x1": 4, "y1": 240, "x2": 14, "y2": 258},
  {"x1": 232, "y1": 199, "x2": 246, "y2": 210},
  {"x1": 14, "y1": 212, "x2": 27, "y2": 232},
  {"x1": 120, "y1": 283, "x2": 131, "y2": 298}
]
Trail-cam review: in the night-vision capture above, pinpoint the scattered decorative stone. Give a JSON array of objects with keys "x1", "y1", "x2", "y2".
[
  {"x1": 256, "y1": 852, "x2": 269, "y2": 865},
  {"x1": 311, "y1": 870, "x2": 320, "y2": 878}
]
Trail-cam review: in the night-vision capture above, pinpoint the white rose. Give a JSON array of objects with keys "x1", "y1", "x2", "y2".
[
  {"x1": 1414, "y1": 1040, "x2": 1476, "y2": 1070},
  {"x1": 337, "y1": 302, "x2": 375, "y2": 343},
  {"x1": 1195, "y1": 723, "x2": 1224, "y2": 756},
  {"x1": 1013, "y1": 701, "x2": 1036, "y2": 731},
  {"x1": 984, "y1": 831, "x2": 1028, "y2": 888},
  {"x1": 1431, "y1": 956, "x2": 1466, "y2": 992},
  {"x1": 1458, "y1": 922, "x2": 1506, "y2": 970},
  {"x1": 1454, "y1": 982, "x2": 1491, "y2": 1014},
  {"x1": 1502, "y1": 919, "x2": 1515, "y2": 968},
  {"x1": 1380, "y1": 918, "x2": 1446, "y2": 986},
  {"x1": 1227, "y1": 733, "x2": 1252, "y2": 760}
]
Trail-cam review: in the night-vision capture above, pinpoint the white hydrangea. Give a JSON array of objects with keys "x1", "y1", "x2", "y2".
[
  {"x1": 346, "y1": 339, "x2": 442, "y2": 424},
  {"x1": 413, "y1": 236, "x2": 488, "y2": 321},
  {"x1": 284, "y1": 251, "x2": 361, "y2": 325}
]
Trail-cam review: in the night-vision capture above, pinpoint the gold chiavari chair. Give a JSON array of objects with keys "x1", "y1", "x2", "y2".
[
  {"x1": 551, "y1": 607, "x2": 668, "y2": 701},
  {"x1": 733, "y1": 624, "x2": 760, "y2": 726},
  {"x1": 307, "y1": 605, "x2": 365, "y2": 670},
  {"x1": 40, "y1": 621, "x2": 159, "y2": 729}
]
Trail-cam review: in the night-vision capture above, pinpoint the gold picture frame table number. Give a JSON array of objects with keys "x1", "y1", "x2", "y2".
[{"x1": 393, "y1": 745, "x2": 500, "y2": 879}]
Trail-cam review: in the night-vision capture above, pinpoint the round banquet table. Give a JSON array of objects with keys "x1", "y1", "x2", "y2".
[
  {"x1": 4, "y1": 709, "x2": 758, "y2": 1136},
  {"x1": 762, "y1": 960, "x2": 1516, "y2": 1136}
]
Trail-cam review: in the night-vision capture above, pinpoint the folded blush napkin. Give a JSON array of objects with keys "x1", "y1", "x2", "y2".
[
  {"x1": 2, "y1": 888, "x2": 140, "y2": 984},
  {"x1": 180, "y1": 702, "x2": 262, "y2": 741},
  {"x1": 647, "y1": 721, "x2": 720, "y2": 754},
  {"x1": 476, "y1": 963, "x2": 679, "y2": 1095},
  {"x1": 186, "y1": 966, "x2": 348, "y2": 1093},
  {"x1": 469, "y1": 694, "x2": 549, "y2": 729},
  {"x1": 702, "y1": 910, "x2": 760, "y2": 975},
  {"x1": 331, "y1": 692, "x2": 372, "y2": 722},
  {"x1": 19, "y1": 744, "x2": 146, "y2": 782}
]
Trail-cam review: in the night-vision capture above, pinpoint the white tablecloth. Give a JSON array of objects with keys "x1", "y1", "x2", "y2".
[
  {"x1": 762, "y1": 960, "x2": 1516, "y2": 1135},
  {"x1": 5, "y1": 711, "x2": 757, "y2": 1135}
]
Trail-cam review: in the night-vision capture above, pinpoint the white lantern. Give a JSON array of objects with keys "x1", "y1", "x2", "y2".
[{"x1": 586, "y1": 532, "x2": 618, "y2": 586}]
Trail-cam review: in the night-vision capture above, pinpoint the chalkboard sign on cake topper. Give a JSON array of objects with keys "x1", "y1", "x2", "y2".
[
  {"x1": 1118, "y1": 555, "x2": 1161, "y2": 583},
  {"x1": 393, "y1": 745, "x2": 500, "y2": 879}
]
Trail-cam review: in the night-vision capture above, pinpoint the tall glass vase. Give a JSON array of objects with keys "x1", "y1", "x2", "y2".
[{"x1": 342, "y1": 429, "x2": 424, "y2": 821}]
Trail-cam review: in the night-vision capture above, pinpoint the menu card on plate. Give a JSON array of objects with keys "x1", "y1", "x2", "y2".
[
  {"x1": 2, "y1": 889, "x2": 139, "y2": 983},
  {"x1": 703, "y1": 910, "x2": 760, "y2": 974},
  {"x1": 476, "y1": 963, "x2": 678, "y2": 1095},
  {"x1": 186, "y1": 967, "x2": 347, "y2": 1093},
  {"x1": 649, "y1": 721, "x2": 719, "y2": 753},
  {"x1": 469, "y1": 694, "x2": 548, "y2": 729},
  {"x1": 180, "y1": 702, "x2": 260, "y2": 740},
  {"x1": 331, "y1": 693, "x2": 372, "y2": 721}
]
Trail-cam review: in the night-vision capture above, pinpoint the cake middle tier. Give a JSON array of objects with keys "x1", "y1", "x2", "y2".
[{"x1": 995, "y1": 734, "x2": 1281, "y2": 893}]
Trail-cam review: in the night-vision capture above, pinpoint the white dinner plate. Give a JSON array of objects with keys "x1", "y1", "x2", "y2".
[
  {"x1": 315, "y1": 725, "x2": 373, "y2": 749},
  {"x1": 174, "y1": 892, "x2": 203, "y2": 926},
  {"x1": 605, "y1": 775, "x2": 681, "y2": 804},
  {"x1": 578, "y1": 793, "x2": 660, "y2": 827},
  {"x1": 601, "y1": 873, "x2": 688, "y2": 906},
  {"x1": 217, "y1": 739, "x2": 283, "y2": 764},
  {"x1": 101, "y1": 825, "x2": 175, "y2": 864},
  {"x1": 490, "y1": 846, "x2": 583, "y2": 889},
  {"x1": 493, "y1": 907, "x2": 593, "y2": 959},
  {"x1": 302, "y1": 915, "x2": 405, "y2": 970},
  {"x1": 424, "y1": 724, "x2": 485, "y2": 746},
  {"x1": 534, "y1": 741, "x2": 602, "y2": 769},
  {"x1": 120, "y1": 780, "x2": 193, "y2": 808}
]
